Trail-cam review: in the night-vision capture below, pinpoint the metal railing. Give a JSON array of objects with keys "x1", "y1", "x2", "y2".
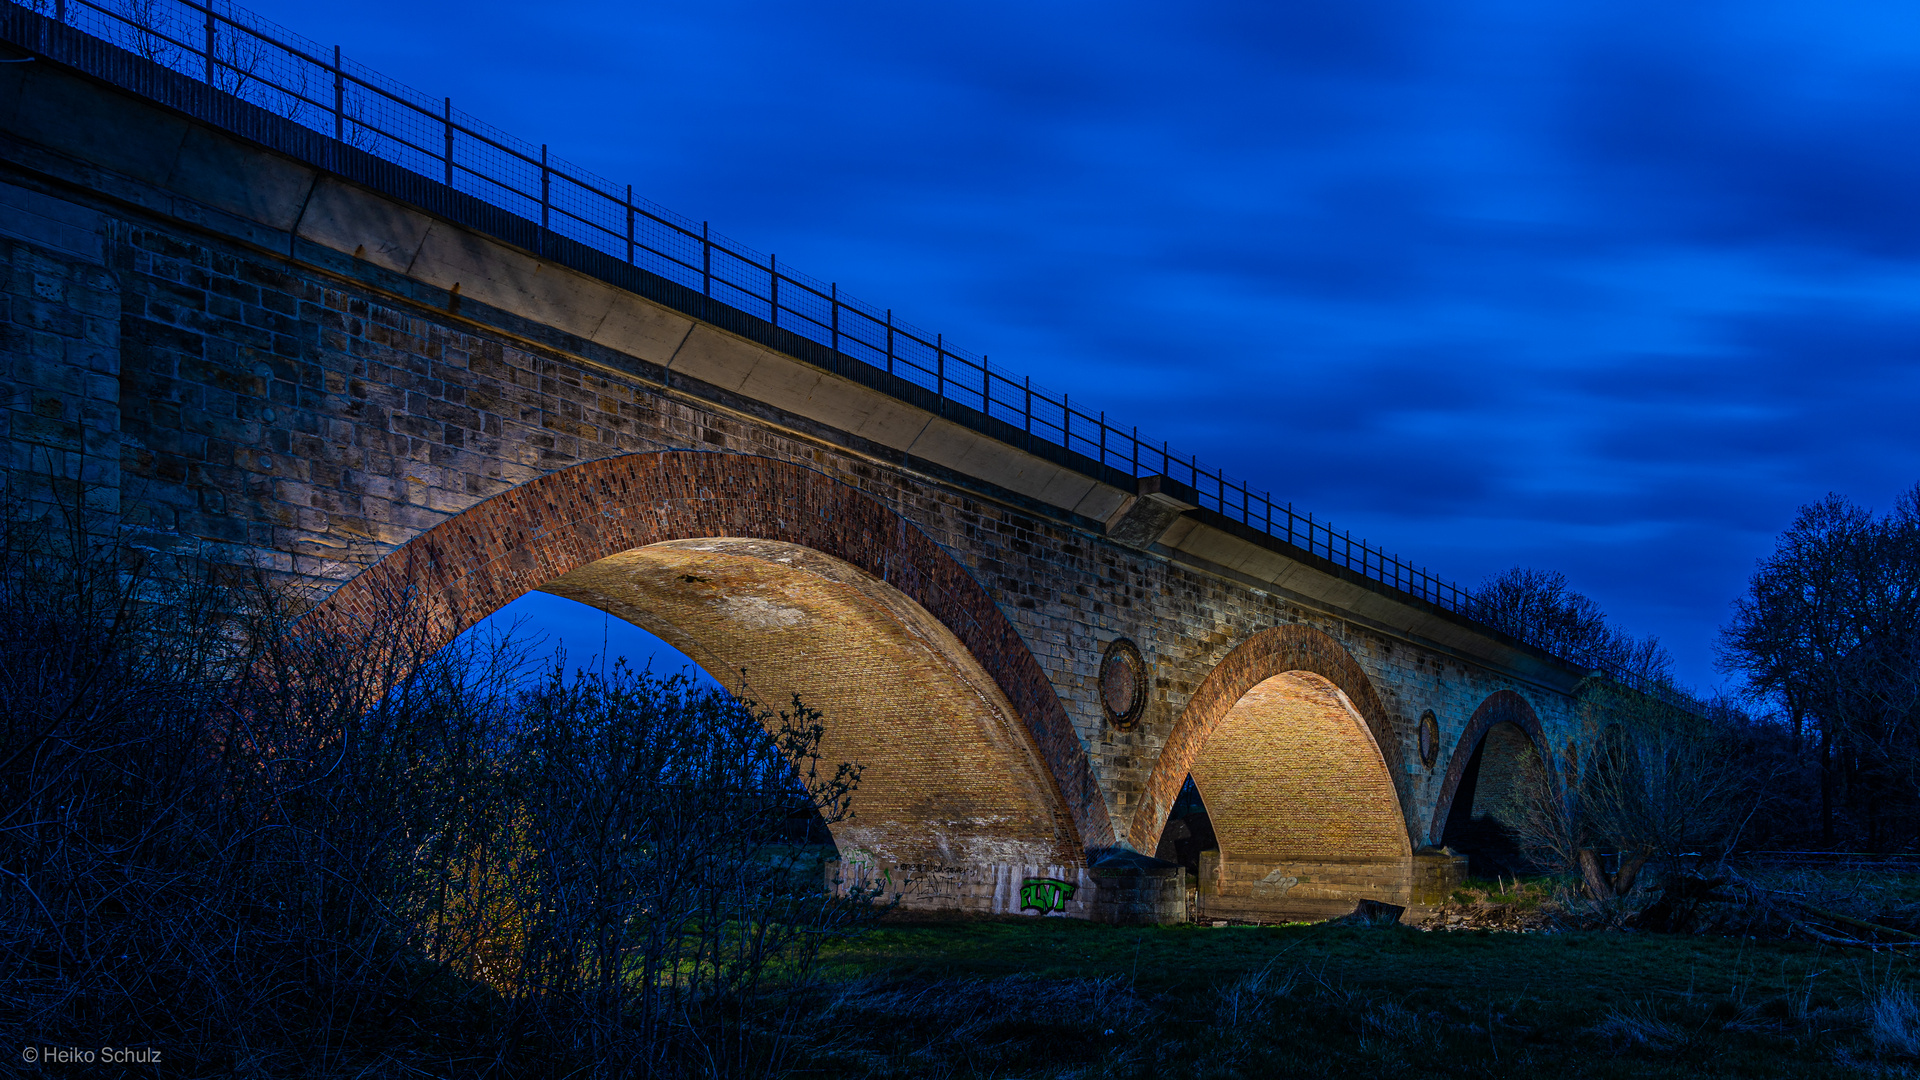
[{"x1": 4, "y1": 0, "x2": 1690, "y2": 706}]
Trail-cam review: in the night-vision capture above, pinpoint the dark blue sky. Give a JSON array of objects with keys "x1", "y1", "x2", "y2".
[{"x1": 244, "y1": 0, "x2": 1920, "y2": 693}]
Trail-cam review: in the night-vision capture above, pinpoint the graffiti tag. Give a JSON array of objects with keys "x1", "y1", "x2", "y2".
[{"x1": 1019, "y1": 877, "x2": 1078, "y2": 914}]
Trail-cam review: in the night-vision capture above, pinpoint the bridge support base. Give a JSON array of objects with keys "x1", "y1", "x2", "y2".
[
  {"x1": 1193, "y1": 853, "x2": 1468, "y2": 925},
  {"x1": 828, "y1": 853, "x2": 1187, "y2": 924}
]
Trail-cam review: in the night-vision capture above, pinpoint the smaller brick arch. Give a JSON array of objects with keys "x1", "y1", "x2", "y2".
[
  {"x1": 1129, "y1": 624, "x2": 1410, "y2": 855},
  {"x1": 1429, "y1": 690, "x2": 1548, "y2": 847}
]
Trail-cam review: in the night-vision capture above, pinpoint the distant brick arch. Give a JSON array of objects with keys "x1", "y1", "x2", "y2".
[
  {"x1": 1429, "y1": 690, "x2": 1548, "y2": 846},
  {"x1": 307, "y1": 449, "x2": 1114, "y2": 856},
  {"x1": 1129, "y1": 624, "x2": 1409, "y2": 855}
]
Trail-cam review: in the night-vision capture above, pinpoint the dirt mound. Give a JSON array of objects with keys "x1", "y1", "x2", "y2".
[{"x1": 1426, "y1": 901, "x2": 1561, "y2": 932}]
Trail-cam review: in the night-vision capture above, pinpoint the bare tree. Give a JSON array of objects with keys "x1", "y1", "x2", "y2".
[
  {"x1": 1721, "y1": 485, "x2": 1920, "y2": 847},
  {"x1": 1471, "y1": 567, "x2": 1674, "y2": 686}
]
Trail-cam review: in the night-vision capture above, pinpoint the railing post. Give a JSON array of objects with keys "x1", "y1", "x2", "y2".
[
  {"x1": 624, "y1": 185, "x2": 634, "y2": 264},
  {"x1": 539, "y1": 144, "x2": 549, "y2": 257},
  {"x1": 332, "y1": 45, "x2": 343, "y2": 145},
  {"x1": 1098, "y1": 411, "x2": 1107, "y2": 470},
  {"x1": 1023, "y1": 375, "x2": 1032, "y2": 442},
  {"x1": 934, "y1": 333, "x2": 944, "y2": 400},
  {"x1": 769, "y1": 254, "x2": 778, "y2": 328},
  {"x1": 1062, "y1": 394, "x2": 1069, "y2": 450},
  {"x1": 701, "y1": 221, "x2": 711, "y2": 298},
  {"x1": 830, "y1": 284, "x2": 839, "y2": 356},
  {"x1": 54, "y1": 0, "x2": 64, "y2": 25},
  {"x1": 443, "y1": 97, "x2": 454, "y2": 186},
  {"x1": 204, "y1": 4, "x2": 214, "y2": 85},
  {"x1": 885, "y1": 309, "x2": 893, "y2": 376},
  {"x1": 1131, "y1": 426, "x2": 1138, "y2": 477}
]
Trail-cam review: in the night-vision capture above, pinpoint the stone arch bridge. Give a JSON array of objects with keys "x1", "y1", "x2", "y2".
[{"x1": 0, "y1": 11, "x2": 1588, "y2": 922}]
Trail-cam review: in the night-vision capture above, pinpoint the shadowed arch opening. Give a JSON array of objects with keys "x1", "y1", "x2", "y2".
[
  {"x1": 303, "y1": 451, "x2": 1113, "y2": 905},
  {"x1": 1431, "y1": 691, "x2": 1548, "y2": 874},
  {"x1": 1134, "y1": 627, "x2": 1415, "y2": 920}
]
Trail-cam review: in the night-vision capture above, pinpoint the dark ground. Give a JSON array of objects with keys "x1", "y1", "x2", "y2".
[{"x1": 794, "y1": 911, "x2": 1920, "y2": 1078}]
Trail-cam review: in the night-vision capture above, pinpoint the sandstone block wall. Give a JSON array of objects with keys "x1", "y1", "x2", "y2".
[{"x1": 1, "y1": 179, "x2": 119, "y2": 518}]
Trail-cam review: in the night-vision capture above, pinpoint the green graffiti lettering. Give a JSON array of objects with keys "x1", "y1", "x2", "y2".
[{"x1": 1019, "y1": 877, "x2": 1077, "y2": 914}]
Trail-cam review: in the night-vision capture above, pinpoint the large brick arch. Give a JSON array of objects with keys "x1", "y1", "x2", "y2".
[
  {"x1": 1129, "y1": 625, "x2": 1410, "y2": 856},
  {"x1": 1429, "y1": 690, "x2": 1548, "y2": 847},
  {"x1": 306, "y1": 450, "x2": 1115, "y2": 857}
]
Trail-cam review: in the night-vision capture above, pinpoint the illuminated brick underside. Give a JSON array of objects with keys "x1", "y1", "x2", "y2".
[
  {"x1": 1191, "y1": 672, "x2": 1411, "y2": 865},
  {"x1": 541, "y1": 539, "x2": 1077, "y2": 868}
]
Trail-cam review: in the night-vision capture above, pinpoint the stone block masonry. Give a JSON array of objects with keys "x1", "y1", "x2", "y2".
[
  {"x1": 0, "y1": 179, "x2": 119, "y2": 518},
  {"x1": 0, "y1": 29, "x2": 1592, "y2": 922}
]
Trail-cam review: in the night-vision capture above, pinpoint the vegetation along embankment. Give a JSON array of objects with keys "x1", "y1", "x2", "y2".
[{"x1": 5, "y1": 482, "x2": 1920, "y2": 1077}]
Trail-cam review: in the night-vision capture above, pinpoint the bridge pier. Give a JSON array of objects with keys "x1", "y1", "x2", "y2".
[
  {"x1": 1194, "y1": 852, "x2": 1467, "y2": 924},
  {"x1": 831, "y1": 850, "x2": 1467, "y2": 926},
  {"x1": 830, "y1": 852, "x2": 1187, "y2": 924}
]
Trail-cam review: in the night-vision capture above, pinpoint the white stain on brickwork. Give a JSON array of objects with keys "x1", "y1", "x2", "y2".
[
  {"x1": 1253, "y1": 869, "x2": 1300, "y2": 895},
  {"x1": 712, "y1": 594, "x2": 808, "y2": 629}
]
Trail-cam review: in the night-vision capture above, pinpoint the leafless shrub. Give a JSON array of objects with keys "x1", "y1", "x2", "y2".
[
  {"x1": 1510, "y1": 679, "x2": 1773, "y2": 901},
  {"x1": 0, "y1": 489, "x2": 878, "y2": 1076},
  {"x1": 497, "y1": 661, "x2": 879, "y2": 1077}
]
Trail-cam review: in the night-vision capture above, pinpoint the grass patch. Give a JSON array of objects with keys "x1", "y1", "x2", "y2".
[{"x1": 797, "y1": 916, "x2": 1919, "y2": 1077}]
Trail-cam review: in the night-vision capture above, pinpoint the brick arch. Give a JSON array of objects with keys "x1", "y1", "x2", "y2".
[
  {"x1": 1129, "y1": 624, "x2": 1409, "y2": 855},
  {"x1": 306, "y1": 450, "x2": 1114, "y2": 857},
  {"x1": 1429, "y1": 690, "x2": 1548, "y2": 847}
]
